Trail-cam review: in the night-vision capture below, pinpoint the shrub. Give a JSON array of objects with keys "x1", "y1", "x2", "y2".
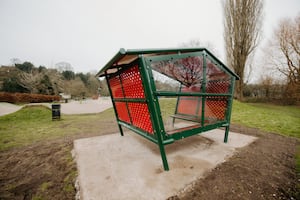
[{"x1": 0, "y1": 92, "x2": 60, "y2": 103}]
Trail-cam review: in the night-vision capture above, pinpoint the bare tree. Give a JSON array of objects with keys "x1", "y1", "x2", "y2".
[
  {"x1": 223, "y1": 0, "x2": 264, "y2": 100},
  {"x1": 267, "y1": 15, "x2": 300, "y2": 103},
  {"x1": 18, "y1": 71, "x2": 42, "y2": 93},
  {"x1": 55, "y1": 62, "x2": 73, "y2": 72},
  {"x1": 259, "y1": 75, "x2": 274, "y2": 98}
]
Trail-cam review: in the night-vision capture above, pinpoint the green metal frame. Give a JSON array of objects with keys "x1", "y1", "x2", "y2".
[{"x1": 98, "y1": 48, "x2": 239, "y2": 171}]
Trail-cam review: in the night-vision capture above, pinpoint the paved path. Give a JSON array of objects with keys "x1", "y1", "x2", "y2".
[
  {"x1": 0, "y1": 97, "x2": 113, "y2": 116},
  {"x1": 0, "y1": 102, "x2": 23, "y2": 116},
  {"x1": 60, "y1": 98, "x2": 112, "y2": 115}
]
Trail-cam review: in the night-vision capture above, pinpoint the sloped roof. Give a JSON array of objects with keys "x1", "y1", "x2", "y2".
[{"x1": 96, "y1": 48, "x2": 239, "y2": 80}]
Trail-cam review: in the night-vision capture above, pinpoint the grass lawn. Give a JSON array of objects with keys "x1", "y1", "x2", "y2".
[
  {"x1": 0, "y1": 100, "x2": 299, "y2": 151},
  {"x1": 158, "y1": 98, "x2": 300, "y2": 138},
  {"x1": 232, "y1": 101, "x2": 300, "y2": 138},
  {"x1": 0, "y1": 105, "x2": 115, "y2": 151},
  {"x1": 0, "y1": 100, "x2": 299, "y2": 199}
]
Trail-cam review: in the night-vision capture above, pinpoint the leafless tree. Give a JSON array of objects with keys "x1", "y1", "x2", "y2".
[
  {"x1": 10, "y1": 58, "x2": 22, "y2": 66},
  {"x1": 18, "y1": 71, "x2": 41, "y2": 93},
  {"x1": 55, "y1": 62, "x2": 73, "y2": 72},
  {"x1": 259, "y1": 75, "x2": 274, "y2": 98},
  {"x1": 267, "y1": 14, "x2": 300, "y2": 103},
  {"x1": 223, "y1": 0, "x2": 264, "y2": 100},
  {"x1": 18, "y1": 68, "x2": 64, "y2": 94}
]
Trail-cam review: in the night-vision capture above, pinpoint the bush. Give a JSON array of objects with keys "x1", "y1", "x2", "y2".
[{"x1": 0, "y1": 92, "x2": 60, "y2": 103}]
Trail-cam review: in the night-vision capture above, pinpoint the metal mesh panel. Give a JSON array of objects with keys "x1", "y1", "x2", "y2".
[
  {"x1": 205, "y1": 97, "x2": 228, "y2": 120},
  {"x1": 150, "y1": 56, "x2": 203, "y2": 87},
  {"x1": 206, "y1": 58, "x2": 231, "y2": 94},
  {"x1": 121, "y1": 65, "x2": 145, "y2": 98},
  {"x1": 206, "y1": 80, "x2": 230, "y2": 93},
  {"x1": 206, "y1": 59, "x2": 230, "y2": 80},
  {"x1": 109, "y1": 75, "x2": 124, "y2": 98},
  {"x1": 115, "y1": 102, "x2": 131, "y2": 123},
  {"x1": 128, "y1": 102, "x2": 154, "y2": 134}
]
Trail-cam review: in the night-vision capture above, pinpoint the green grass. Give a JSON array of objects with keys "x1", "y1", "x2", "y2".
[
  {"x1": 158, "y1": 98, "x2": 300, "y2": 138},
  {"x1": 0, "y1": 105, "x2": 115, "y2": 151},
  {"x1": 232, "y1": 101, "x2": 300, "y2": 138},
  {"x1": 0, "y1": 100, "x2": 298, "y2": 152}
]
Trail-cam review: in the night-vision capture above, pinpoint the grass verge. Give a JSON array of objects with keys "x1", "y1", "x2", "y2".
[
  {"x1": 232, "y1": 101, "x2": 300, "y2": 138},
  {"x1": 0, "y1": 105, "x2": 115, "y2": 151}
]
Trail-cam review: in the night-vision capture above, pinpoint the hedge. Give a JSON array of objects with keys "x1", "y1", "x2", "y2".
[{"x1": 0, "y1": 92, "x2": 60, "y2": 103}]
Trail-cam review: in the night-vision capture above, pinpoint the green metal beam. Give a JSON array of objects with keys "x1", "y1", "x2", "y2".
[
  {"x1": 113, "y1": 98, "x2": 147, "y2": 103},
  {"x1": 154, "y1": 91, "x2": 232, "y2": 97},
  {"x1": 201, "y1": 52, "x2": 207, "y2": 127},
  {"x1": 105, "y1": 72, "x2": 124, "y2": 136},
  {"x1": 167, "y1": 121, "x2": 227, "y2": 141},
  {"x1": 140, "y1": 56, "x2": 170, "y2": 171},
  {"x1": 118, "y1": 121, "x2": 158, "y2": 144},
  {"x1": 223, "y1": 77, "x2": 236, "y2": 143}
]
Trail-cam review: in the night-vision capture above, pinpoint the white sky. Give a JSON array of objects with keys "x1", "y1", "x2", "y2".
[{"x1": 0, "y1": 0, "x2": 299, "y2": 81}]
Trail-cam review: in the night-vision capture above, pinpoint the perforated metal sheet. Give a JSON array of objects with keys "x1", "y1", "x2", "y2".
[
  {"x1": 176, "y1": 86, "x2": 228, "y2": 123},
  {"x1": 115, "y1": 102, "x2": 131, "y2": 123},
  {"x1": 205, "y1": 97, "x2": 228, "y2": 120},
  {"x1": 108, "y1": 65, "x2": 154, "y2": 134},
  {"x1": 128, "y1": 102, "x2": 154, "y2": 134},
  {"x1": 121, "y1": 65, "x2": 145, "y2": 98},
  {"x1": 109, "y1": 75, "x2": 124, "y2": 98},
  {"x1": 206, "y1": 80, "x2": 230, "y2": 93}
]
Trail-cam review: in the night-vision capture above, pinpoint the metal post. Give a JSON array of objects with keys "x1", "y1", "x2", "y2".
[
  {"x1": 201, "y1": 52, "x2": 207, "y2": 127},
  {"x1": 139, "y1": 56, "x2": 169, "y2": 171},
  {"x1": 172, "y1": 84, "x2": 182, "y2": 126},
  {"x1": 224, "y1": 77, "x2": 236, "y2": 143}
]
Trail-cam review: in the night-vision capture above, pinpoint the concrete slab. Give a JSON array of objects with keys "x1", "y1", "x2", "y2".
[{"x1": 74, "y1": 129, "x2": 256, "y2": 200}]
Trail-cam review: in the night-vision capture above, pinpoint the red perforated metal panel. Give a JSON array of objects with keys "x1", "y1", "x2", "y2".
[
  {"x1": 109, "y1": 75, "x2": 124, "y2": 98},
  {"x1": 115, "y1": 102, "x2": 131, "y2": 123},
  {"x1": 206, "y1": 80, "x2": 230, "y2": 93},
  {"x1": 121, "y1": 65, "x2": 145, "y2": 98},
  {"x1": 205, "y1": 97, "x2": 228, "y2": 120},
  {"x1": 128, "y1": 102, "x2": 154, "y2": 134}
]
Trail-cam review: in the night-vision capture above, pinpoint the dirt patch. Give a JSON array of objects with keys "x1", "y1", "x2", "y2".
[
  {"x1": 0, "y1": 120, "x2": 119, "y2": 200},
  {"x1": 172, "y1": 124, "x2": 300, "y2": 200},
  {"x1": 0, "y1": 124, "x2": 299, "y2": 199},
  {"x1": 0, "y1": 139, "x2": 75, "y2": 200}
]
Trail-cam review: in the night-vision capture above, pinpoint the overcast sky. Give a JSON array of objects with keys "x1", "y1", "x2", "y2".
[{"x1": 0, "y1": 0, "x2": 299, "y2": 80}]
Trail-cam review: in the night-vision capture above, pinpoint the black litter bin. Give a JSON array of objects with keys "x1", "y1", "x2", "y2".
[{"x1": 52, "y1": 104, "x2": 61, "y2": 120}]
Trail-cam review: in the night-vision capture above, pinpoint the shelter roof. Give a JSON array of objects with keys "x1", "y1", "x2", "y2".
[{"x1": 96, "y1": 48, "x2": 239, "y2": 80}]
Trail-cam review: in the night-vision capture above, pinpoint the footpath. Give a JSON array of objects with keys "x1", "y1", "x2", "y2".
[{"x1": 0, "y1": 97, "x2": 112, "y2": 116}]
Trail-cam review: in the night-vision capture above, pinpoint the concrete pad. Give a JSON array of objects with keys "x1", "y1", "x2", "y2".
[{"x1": 74, "y1": 129, "x2": 256, "y2": 200}]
